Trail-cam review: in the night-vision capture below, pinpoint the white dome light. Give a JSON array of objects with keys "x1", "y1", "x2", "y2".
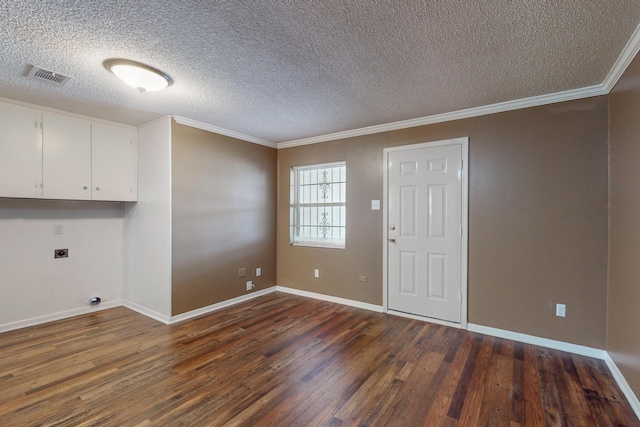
[{"x1": 104, "y1": 59, "x2": 173, "y2": 93}]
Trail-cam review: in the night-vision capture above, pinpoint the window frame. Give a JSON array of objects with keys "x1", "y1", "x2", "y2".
[{"x1": 290, "y1": 161, "x2": 346, "y2": 249}]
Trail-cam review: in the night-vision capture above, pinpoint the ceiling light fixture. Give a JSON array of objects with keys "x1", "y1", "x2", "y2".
[{"x1": 104, "y1": 58, "x2": 173, "y2": 93}]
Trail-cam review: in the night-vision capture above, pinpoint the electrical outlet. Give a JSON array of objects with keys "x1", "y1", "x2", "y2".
[
  {"x1": 359, "y1": 275, "x2": 367, "y2": 282},
  {"x1": 54, "y1": 248, "x2": 68, "y2": 258},
  {"x1": 314, "y1": 269, "x2": 319, "y2": 278},
  {"x1": 246, "y1": 281, "x2": 255, "y2": 291},
  {"x1": 556, "y1": 303, "x2": 566, "y2": 317},
  {"x1": 256, "y1": 267, "x2": 261, "y2": 277},
  {"x1": 238, "y1": 268, "x2": 246, "y2": 278}
]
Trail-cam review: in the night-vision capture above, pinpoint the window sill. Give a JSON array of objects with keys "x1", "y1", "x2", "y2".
[{"x1": 291, "y1": 241, "x2": 345, "y2": 250}]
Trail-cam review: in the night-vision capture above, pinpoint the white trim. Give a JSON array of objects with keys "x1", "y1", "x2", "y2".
[
  {"x1": 466, "y1": 323, "x2": 607, "y2": 359},
  {"x1": 168, "y1": 287, "x2": 277, "y2": 324},
  {"x1": 604, "y1": 353, "x2": 640, "y2": 421},
  {"x1": 387, "y1": 309, "x2": 463, "y2": 329},
  {"x1": 291, "y1": 241, "x2": 346, "y2": 250},
  {"x1": 0, "y1": 96, "x2": 137, "y2": 130},
  {"x1": 383, "y1": 137, "x2": 467, "y2": 153},
  {"x1": 467, "y1": 323, "x2": 640, "y2": 418},
  {"x1": 123, "y1": 300, "x2": 171, "y2": 324},
  {"x1": 172, "y1": 116, "x2": 277, "y2": 148},
  {"x1": 290, "y1": 160, "x2": 347, "y2": 249},
  {"x1": 602, "y1": 23, "x2": 640, "y2": 92},
  {"x1": 460, "y1": 139, "x2": 469, "y2": 328},
  {"x1": 277, "y1": 86, "x2": 605, "y2": 149},
  {"x1": 276, "y1": 286, "x2": 384, "y2": 312},
  {"x1": 293, "y1": 160, "x2": 346, "y2": 170},
  {"x1": 137, "y1": 115, "x2": 173, "y2": 129},
  {"x1": 383, "y1": 137, "x2": 469, "y2": 328},
  {"x1": 0, "y1": 299, "x2": 124, "y2": 334},
  {"x1": 2, "y1": 290, "x2": 637, "y2": 420},
  {"x1": 382, "y1": 153, "x2": 389, "y2": 313},
  {"x1": 6, "y1": 24, "x2": 640, "y2": 152},
  {"x1": 277, "y1": 23, "x2": 640, "y2": 149}
]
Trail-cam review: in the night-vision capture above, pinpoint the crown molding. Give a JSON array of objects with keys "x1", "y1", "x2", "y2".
[
  {"x1": 277, "y1": 84, "x2": 606, "y2": 149},
  {"x1": 172, "y1": 115, "x2": 277, "y2": 148},
  {"x1": 602, "y1": 23, "x2": 640, "y2": 92},
  {"x1": 278, "y1": 22, "x2": 640, "y2": 149},
  {"x1": 0, "y1": 96, "x2": 138, "y2": 130},
  {"x1": 172, "y1": 23, "x2": 640, "y2": 151},
  {"x1": 137, "y1": 115, "x2": 173, "y2": 129}
]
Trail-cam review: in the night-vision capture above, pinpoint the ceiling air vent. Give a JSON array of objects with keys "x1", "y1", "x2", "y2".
[{"x1": 26, "y1": 65, "x2": 71, "y2": 87}]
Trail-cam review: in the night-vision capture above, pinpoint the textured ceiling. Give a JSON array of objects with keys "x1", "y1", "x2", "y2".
[{"x1": 1, "y1": 1, "x2": 639, "y2": 143}]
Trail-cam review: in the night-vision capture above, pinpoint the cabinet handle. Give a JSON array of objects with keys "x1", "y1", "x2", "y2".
[
  {"x1": 83, "y1": 186, "x2": 88, "y2": 190},
  {"x1": 96, "y1": 187, "x2": 101, "y2": 191}
]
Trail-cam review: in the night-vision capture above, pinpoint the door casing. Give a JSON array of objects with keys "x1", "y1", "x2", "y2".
[{"x1": 382, "y1": 137, "x2": 469, "y2": 329}]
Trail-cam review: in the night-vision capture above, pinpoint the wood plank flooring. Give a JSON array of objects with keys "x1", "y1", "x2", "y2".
[{"x1": 0, "y1": 292, "x2": 637, "y2": 426}]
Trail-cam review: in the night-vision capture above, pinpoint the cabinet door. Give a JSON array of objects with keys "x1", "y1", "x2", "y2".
[
  {"x1": 92, "y1": 124, "x2": 137, "y2": 201},
  {"x1": 42, "y1": 112, "x2": 92, "y2": 200},
  {"x1": 0, "y1": 103, "x2": 43, "y2": 198}
]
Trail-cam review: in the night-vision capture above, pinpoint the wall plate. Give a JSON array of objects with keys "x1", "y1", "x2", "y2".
[{"x1": 54, "y1": 248, "x2": 68, "y2": 258}]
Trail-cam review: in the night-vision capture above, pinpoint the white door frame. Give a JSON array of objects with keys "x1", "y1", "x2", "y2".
[{"x1": 382, "y1": 137, "x2": 469, "y2": 329}]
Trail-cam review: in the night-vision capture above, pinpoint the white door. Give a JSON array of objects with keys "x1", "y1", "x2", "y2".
[
  {"x1": 386, "y1": 140, "x2": 466, "y2": 323},
  {"x1": 92, "y1": 123, "x2": 137, "y2": 201},
  {"x1": 42, "y1": 112, "x2": 92, "y2": 200},
  {"x1": 0, "y1": 103, "x2": 43, "y2": 198}
]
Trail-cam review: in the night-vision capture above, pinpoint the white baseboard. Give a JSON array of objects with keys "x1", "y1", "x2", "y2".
[
  {"x1": 466, "y1": 323, "x2": 607, "y2": 359},
  {"x1": 123, "y1": 300, "x2": 171, "y2": 324},
  {"x1": 3, "y1": 290, "x2": 636, "y2": 420},
  {"x1": 0, "y1": 299, "x2": 124, "y2": 334},
  {"x1": 387, "y1": 309, "x2": 463, "y2": 329},
  {"x1": 462, "y1": 324, "x2": 639, "y2": 419},
  {"x1": 275, "y1": 285, "x2": 384, "y2": 312},
  {"x1": 168, "y1": 287, "x2": 277, "y2": 324},
  {"x1": 604, "y1": 353, "x2": 640, "y2": 421}
]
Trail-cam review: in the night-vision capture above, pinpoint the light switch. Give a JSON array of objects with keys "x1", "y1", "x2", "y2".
[{"x1": 371, "y1": 200, "x2": 380, "y2": 210}]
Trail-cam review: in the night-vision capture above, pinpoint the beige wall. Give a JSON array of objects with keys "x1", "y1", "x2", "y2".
[
  {"x1": 277, "y1": 133, "x2": 387, "y2": 306},
  {"x1": 171, "y1": 123, "x2": 277, "y2": 315},
  {"x1": 277, "y1": 97, "x2": 609, "y2": 348},
  {"x1": 608, "y1": 53, "x2": 640, "y2": 396}
]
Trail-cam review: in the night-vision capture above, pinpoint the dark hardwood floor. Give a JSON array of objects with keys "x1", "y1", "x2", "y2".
[{"x1": 0, "y1": 292, "x2": 637, "y2": 426}]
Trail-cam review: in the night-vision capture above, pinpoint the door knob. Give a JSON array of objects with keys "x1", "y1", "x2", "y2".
[
  {"x1": 96, "y1": 187, "x2": 101, "y2": 191},
  {"x1": 390, "y1": 225, "x2": 396, "y2": 230},
  {"x1": 83, "y1": 186, "x2": 88, "y2": 190},
  {"x1": 389, "y1": 237, "x2": 396, "y2": 243}
]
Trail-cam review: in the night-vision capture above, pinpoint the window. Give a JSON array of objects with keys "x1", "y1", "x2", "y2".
[{"x1": 290, "y1": 162, "x2": 346, "y2": 248}]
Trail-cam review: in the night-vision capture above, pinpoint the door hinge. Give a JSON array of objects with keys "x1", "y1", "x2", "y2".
[
  {"x1": 461, "y1": 159, "x2": 464, "y2": 170},
  {"x1": 460, "y1": 226, "x2": 463, "y2": 237}
]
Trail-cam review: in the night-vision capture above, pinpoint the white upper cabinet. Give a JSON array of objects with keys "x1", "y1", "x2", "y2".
[
  {"x1": 42, "y1": 112, "x2": 92, "y2": 200},
  {"x1": 0, "y1": 103, "x2": 43, "y2": 198},
  {"x1": 0, "y1": 101, "x2": 137, "y2": 201},
  {"x1": 92, "y1": 123, "x2": 137, "y2": 201}
]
